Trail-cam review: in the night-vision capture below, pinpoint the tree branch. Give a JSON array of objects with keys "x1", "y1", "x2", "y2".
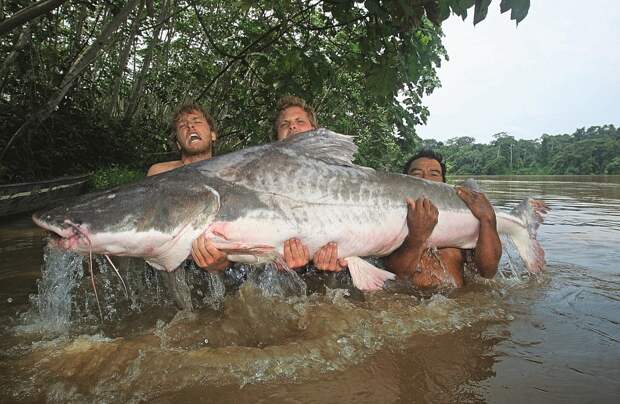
[
  {"x1": 196, "y1": 0, "x2": 324, "y2": 101},
  {"x1": 0, "y1": 0, "x2": 141, "y2": 162},
  {"x1": 191, "y1": 1, "x2": 237, "y2": 59},
  {"x1": 0, "y1": 0, "x2": 66, "y2": 36}
]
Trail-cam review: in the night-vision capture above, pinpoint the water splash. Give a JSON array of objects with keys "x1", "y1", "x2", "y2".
[
  {"x1": 185, "y1": 261, "x2": 226, "y2": 310},
  {"x1": 497, "y1": 235, "x2": 532, "y2": 281},
  {"x1": 25, "y1": 245, "x2": 84, "y2": 334},
  {"x1": 244, "y1": 263, "x2": 307, "y2": 298}
]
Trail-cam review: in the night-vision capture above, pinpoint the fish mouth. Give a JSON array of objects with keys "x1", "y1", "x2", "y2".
[{"x1": 32, "y1": 214, "x2": 90, "y2": 251}]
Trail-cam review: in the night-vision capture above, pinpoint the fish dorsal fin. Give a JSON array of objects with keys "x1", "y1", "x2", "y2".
[
  {"x1": 280, "y1": 128, "x2": 357, "y2": 167},
  {"x1": 461, "y1": 178, "x2": 481, "y2": 192}
]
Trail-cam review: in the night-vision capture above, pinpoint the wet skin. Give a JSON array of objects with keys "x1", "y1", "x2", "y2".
[{"x1": 384, "y1": 157, "x2": 502, "y2": 288}]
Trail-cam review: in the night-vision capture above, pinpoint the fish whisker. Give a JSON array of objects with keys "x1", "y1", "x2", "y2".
[
  {"x1": 105, "y1": 254, "x2": 129, "y2": 298},
  {"x1": 68, "y1": 223, "x2": 103, "y2": 322}
]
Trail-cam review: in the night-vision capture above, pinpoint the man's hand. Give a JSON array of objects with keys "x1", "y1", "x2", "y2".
[
  {"x1": 403, "y1": 197, "x2": 439, "y2": 248},
  {"x1": 455, "y1": 186, "x2": 496, "y2": 224},
  {"x1": 283, "y1": 238, "x2": 310, "y2": 269},
  {"x1": 313, "y1": 242, "x2": 348, "y2": 271},
  {"x1": 191, "y1": 234, "x2": 230, "y2": 272}
]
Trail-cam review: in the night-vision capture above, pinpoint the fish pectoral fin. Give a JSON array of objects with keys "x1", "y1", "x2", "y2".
[
  {"x1": 226, "y1": 254, "x2": 261, "y2": 264},
  {"x1": 223, "y1": 246, "x2": 279, "y2": 265},
  {"x1": 461, "y1": 178, "x2": 481, "y2": 192},
  {"x1": 345, "y1": 257, "x2": 395, "y2": 291},
  {"x1": 213, "y1": 242, "x2": 274, "y2": 254},
  {"x1": 145, "y1": 259, "x2": 164, "y2": 271}
]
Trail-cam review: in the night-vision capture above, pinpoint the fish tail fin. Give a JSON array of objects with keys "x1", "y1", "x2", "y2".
[
  {"x1": 496, "y1": 198, "x2": 550, "y2": 273},
  {"x1": 346, "y1": 256, "x2": 395, "y2": 291}
]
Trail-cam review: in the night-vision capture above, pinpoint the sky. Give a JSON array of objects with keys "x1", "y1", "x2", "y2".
[{"x1": 416, "y1": 0, "x2": 620, "y2": 144}]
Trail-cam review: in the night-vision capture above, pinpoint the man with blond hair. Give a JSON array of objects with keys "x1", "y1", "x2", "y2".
[
  {"x1": 190, "y1": 95, "x2": 346, "y2": 274},
  {"x1": 268, "y1": 95, "x2": 348, "y2": 272},
  {"x1": 147, "y1": 103, "x2": 230, "y2": 273},
  {"x1": 273, "y1": 95, "x2": 318, "y2": 140}
]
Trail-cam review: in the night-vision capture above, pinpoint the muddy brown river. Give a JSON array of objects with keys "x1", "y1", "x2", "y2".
[{"x1": 0, "y1": 175, "x2": 618, "y2": 403}]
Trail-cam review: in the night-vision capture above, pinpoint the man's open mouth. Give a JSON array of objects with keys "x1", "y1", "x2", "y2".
[{"x1": 188, "y1": 133, "x2": 202, "y2": 144}]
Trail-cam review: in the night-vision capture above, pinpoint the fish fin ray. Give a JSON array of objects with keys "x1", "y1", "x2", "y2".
[
  {"x1": 346, "y1": 256, "x2": 395, "y2": 291},
  {"x1": 280, "y1": 128, "x2": 363, "y2": 168},
  {"x1": 497, "y1": 198, "x2": 550, "y2": 273},
  {"x1": 461, "y1": 178, "x2": 481, "y2": 192}
]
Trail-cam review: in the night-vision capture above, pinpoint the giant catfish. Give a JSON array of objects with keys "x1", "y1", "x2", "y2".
[{"x1": 32, "y1": 129, "x2": 547, "y2": 290}]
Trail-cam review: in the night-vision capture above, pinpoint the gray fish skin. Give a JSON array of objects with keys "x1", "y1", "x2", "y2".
[{"x1": 32, "y1": 129, "x2": 546, "y2": 290}]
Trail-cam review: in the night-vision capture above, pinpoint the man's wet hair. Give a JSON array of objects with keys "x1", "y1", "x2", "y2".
[
  {"x1": 272, "y1": 95, "x2": 318, "y2": 138},
  {"x1": 403, "y1": 149, "x2": 447, "y2": 182},
  {"x1": 169, "y1": 102, "x2": 216, "y2": 142}
]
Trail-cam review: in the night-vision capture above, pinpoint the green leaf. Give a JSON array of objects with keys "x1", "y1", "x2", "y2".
[
  {"x1": 500, "y1": 0, "x2": 530, "y2": 24},
  {"x1": 473, "y1": 0, "x2": 492, "y2": 25}
]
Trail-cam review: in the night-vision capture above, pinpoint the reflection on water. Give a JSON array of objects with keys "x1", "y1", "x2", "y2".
[{"x1": 0, "y1": 176, "x2": 619, "y2": 402}]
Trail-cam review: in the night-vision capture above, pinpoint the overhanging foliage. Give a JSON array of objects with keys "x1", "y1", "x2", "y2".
[{"x1": 0, "y1": 0, "x2": 530, "y2": 182}]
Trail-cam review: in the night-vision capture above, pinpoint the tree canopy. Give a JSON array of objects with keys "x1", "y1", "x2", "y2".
[{"x1": 0, "y1": 0, "x2": 531, "y2": 183}]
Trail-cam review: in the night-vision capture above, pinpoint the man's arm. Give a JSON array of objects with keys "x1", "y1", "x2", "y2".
[
  {"x1": 455, "y1": 187, "x2": 501, "y2": 278},
  {"x1": 383, "y1": 197, "x2": 438, "y2": 280}
]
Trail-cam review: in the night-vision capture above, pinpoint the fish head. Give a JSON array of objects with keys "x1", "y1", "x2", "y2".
[{"x1": 32, "y1": 168, "x2": 220, "y2": 271}]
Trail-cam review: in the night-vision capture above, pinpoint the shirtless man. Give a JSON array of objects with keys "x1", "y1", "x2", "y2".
[
  {"x1": 147, "y1": 103, "x2": 230, "y2": 272},
  {"x1": 271, "y1": 96, "x2": 348, "y2": 272},
  {"x1": 384, "y1": 150, "x2": 502, "y2": 288},
  {"x1": 147, "y1": 103, "x2": 216, "y2": 175},
  {"x1": 185, "y1": 96, "x2": 345, "y2": 272}
]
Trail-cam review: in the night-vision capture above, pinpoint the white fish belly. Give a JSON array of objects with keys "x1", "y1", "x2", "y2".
[
  {"x1": 213, "y1": 204, "x2": 409, "y2": 258},
  {"x1": 429, "y1": 209, "x2": 480, "y2": 249}
]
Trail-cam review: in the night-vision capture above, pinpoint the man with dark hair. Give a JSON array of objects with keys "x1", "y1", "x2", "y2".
[
  {"x1": 384, "y1": 151, "x2": 502, "y2": 288},
  {"x1": 403, "y1": 150, "x2": 447, "y2": 182}
]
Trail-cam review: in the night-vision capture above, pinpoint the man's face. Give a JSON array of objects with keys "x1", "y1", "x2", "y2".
[
  {"x1": 276, "y1": 106, "x2": 315, "y2": 140},
  {"x1": 175, "y1": 110, "x2": 215, "y2": 156},
  {"x1": 407, "y1": 158, "x2": 444, "y2": 182}
]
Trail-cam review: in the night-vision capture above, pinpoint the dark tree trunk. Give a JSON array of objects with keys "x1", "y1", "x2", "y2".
[
  {"x1": 0, "y1": 0, "x2": 66, "y2": 36},
  {"x1": 0, "y1": 0, "x2": 141, "y2": 162}
]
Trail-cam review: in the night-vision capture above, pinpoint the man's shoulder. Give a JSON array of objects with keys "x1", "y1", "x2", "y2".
[{"x1": 147, "y1": 160, "x2": 183, "y2": 176}]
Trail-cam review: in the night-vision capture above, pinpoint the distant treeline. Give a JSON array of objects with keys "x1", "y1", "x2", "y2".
[{"x1": 420, "y1": 125, "x2": 620, "y2": 176}]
